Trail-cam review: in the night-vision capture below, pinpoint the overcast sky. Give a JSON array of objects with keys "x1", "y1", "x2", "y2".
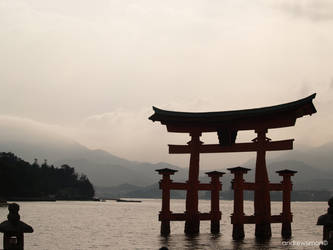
[{"x1": 1, "y1": 0, "x2": 333, "y2": 169}]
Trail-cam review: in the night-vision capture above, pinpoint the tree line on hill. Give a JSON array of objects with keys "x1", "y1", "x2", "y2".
[{"x1": 0, "y1": 152, "x2": 94, "y2": 200}]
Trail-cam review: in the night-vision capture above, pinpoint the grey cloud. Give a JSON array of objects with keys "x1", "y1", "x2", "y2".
[
  {"x1": 0, "y1": 115, "x2": 75, "y2": 148},
  {"x1": 269, "y1": 0, "x2": 333, "y2": 21}
]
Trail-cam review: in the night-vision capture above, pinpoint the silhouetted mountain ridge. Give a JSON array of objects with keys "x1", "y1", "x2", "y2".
[
  {"x1": 1, "y1": 119, "x2": 332, "y2": 196},
  {"x1": 0, "y1": 124, "x2": 189, "y2": 187}
]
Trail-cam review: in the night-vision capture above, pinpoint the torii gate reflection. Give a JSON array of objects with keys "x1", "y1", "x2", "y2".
[{"x1": 149, "y1": 94, "x2": 316, "y2": 238}]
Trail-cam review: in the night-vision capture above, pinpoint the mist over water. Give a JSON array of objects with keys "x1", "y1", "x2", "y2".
[{"x1": 0, "y1": 200, "x2": 324, "y2": 249}]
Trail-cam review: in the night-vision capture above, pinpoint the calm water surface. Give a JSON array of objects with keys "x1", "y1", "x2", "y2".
[{"x1": 0, "y1": 200, "x2": 326, "y2": 249}]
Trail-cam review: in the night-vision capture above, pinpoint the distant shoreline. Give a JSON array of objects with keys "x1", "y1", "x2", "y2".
[
  {"x1": 4, "y1": 197, "x2": 331, "y2": 202},
  {"x1": 6, "y1": 198, "x2": 98, "y2": 202}
]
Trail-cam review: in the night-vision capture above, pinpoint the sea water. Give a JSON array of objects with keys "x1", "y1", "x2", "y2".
[{"x1": 0, "y1": 200, "x2": 326, "y2": 249}]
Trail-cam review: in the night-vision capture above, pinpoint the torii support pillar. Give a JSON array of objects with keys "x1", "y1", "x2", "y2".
[
  {"x1": 206, "y1": 171, "x2": 225, "y2": 234},
  {"x1": 184, "y1": 132, "x2": 202, "y2": 235},
  {"x1": 156, "y1": 167, "x2": 225, "y2": 235},
  {"x1": 276, "y1": 169, "x2": 297, "y2": 238},
  {"x1": 254, "y1": 129, "x2": 272, "y2": 239},
  {"x1": 228, "y1": 167, "x2": 251, "y2": 240},
  {"x1": 156, "y1": 168, "x2": 178, "y2": 236}
]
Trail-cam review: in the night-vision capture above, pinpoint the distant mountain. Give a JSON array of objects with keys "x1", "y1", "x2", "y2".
[
  {"x1": 55, "y1": 157, "x2": 190, "y2": 187},
  {"x1": 0, "y1": 119, "x2": 190, "y2": 187},
  {"x1": 262, "y1": 143, "x2": 333, "y2": 191},
  {"x1": 95, "y1": 183, "x2": 142, "y2": 198},
  {"x1": 98, "y1": 182, "x2": 212, "y2": 199},
  {"x1": 239, "y1": 160, "x2": 333, "y2": 190},
  {"x1": 271, "y1": 142, "x2": 333, "y2": 173},
  {"x1": 1, "y1": 117, "x2": 332, "y2": 195},
  {"x1": 0, "y1": 136, "x2": 190, "y2": 187},
  {"x1": 93, "y1": 142, "x2": 333, "y2": 198}
]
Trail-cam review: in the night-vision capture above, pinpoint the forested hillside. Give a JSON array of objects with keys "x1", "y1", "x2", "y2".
[{"x1": 0, "y1": 152, "x2": 94, "y2": 200}]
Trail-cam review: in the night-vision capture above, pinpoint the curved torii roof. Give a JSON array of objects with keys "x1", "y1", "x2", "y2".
[{"x1": 149, "y1": 93, "x2": 317, "y2": 132}]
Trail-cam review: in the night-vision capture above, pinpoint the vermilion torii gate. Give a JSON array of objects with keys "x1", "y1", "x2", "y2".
[{"x1": 149, "y1": 94, "x2": 316, "y2": 237}]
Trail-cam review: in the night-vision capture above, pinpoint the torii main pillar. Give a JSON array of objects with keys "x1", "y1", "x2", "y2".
[
  {"x1": 184, "y1": 132, "x2": 201, "y2": 234},
  {"x1": 254, "y1": 128, "x2": 271, "y2": 238}
]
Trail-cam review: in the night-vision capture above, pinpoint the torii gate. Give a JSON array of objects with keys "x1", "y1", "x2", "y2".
[{"x1": 149, "y1": 94, "x2": 316, "y2": 237}]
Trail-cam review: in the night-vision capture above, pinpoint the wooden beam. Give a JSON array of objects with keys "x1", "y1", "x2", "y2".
[
  {"x1": 270, "y1": 215, "x2": 283, "y2": 223},
  {"x1": 198, "y1": 183, "x2": 215, "y2": 191},
  {"x1": 269, "y1": 183, "x2": 283, "y2": 191},
  {"x1": 159, "y1": 213, "x2": 214, "y2": 221},
  {"x1": 165, "y1": 116, "x2": 297, "y2": 132},
  {"x1": 199, "y1": 213, "x2": 213, "y2": 220},
  {"x1": 169, "y1": 213, "x2": 186, "y2": 221},
  {"x1": 169, "y1": 139, "x2": 294, "y2": 154},
  {"x1": 243, "y1": 182, "x2": 256, "y2": 190},
  {"x1": 167, "y1": 183, "x2": 218, "y2": 191},
  {"x1": 169, "y1": 182, "x2": 188, "y2": 190},
  {"x1": 231, "y1": 215, "x2": 283, "y2": 224}
]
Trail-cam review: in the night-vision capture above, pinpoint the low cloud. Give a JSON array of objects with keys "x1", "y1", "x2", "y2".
[
  {"x1": 77, "y1": 107, "x2": 189, "y2": 164},
  {"x1": 268, "y1": 0, "x2": 333, "y2": 21},
  {"x1": 0, "y1": 115, "x2": 72, "y2": 143}
]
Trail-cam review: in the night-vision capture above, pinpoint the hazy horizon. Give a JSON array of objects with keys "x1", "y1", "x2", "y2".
[{"x1": 1, "y1": 0, "x2": 333, "y2": 169}]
